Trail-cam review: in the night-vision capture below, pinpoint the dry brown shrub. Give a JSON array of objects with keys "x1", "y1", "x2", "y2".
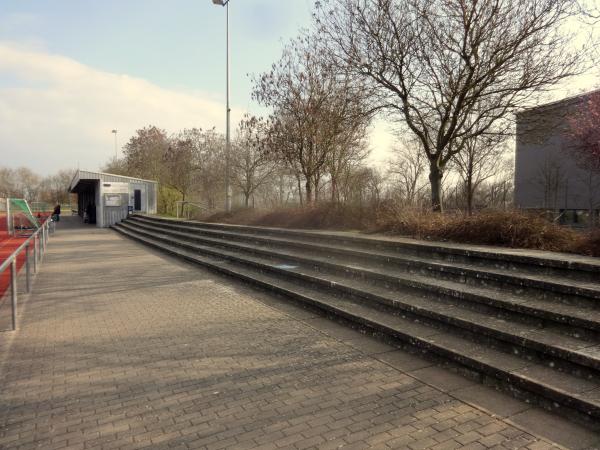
[
  {"x1": 570, "y1": 228, "x2": 600, "y2": 257},
  {"x1": 201, "y1": 203, "x2": 599, "y2": 257},
  {"x1": 373, "y1": 207, "x2": 581, "y2": 252}
]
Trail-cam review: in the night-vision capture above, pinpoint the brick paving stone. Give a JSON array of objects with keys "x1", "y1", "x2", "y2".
[{"x1": 0, "y1": 220, "x2": 566, "y2": 449}]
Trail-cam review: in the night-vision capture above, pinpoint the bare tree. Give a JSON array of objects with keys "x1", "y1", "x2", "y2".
[
  {"x1": 177, "y1": 128, "x2": 228, "y2": 210},
  {"x1": 343, "y1": 166, "x2": 383, "y2": 206},
  {"x1": 253, "y1": 34, "x2": 372, "y2": 204},
  {"x1": 163, "y1": 135, "x2": 200, "y2": 202},
  {"x1": 12, "y1": 168, "x2": 41, "y2": 203},
  {"x1": 316, "y1": 0, "x2": 587, "y2": 211},
  {"x1": 123, "y1": 126, "x2": 169, "y2": 182},
  {"x1": 0, "y1": 167, "x2": 17, "y2": 198},
  {"x1": 452, "y1": 137, "x2": 507, "y2": 215},
  {"x1": 388, "y1": 140, "x2": 428, "y2": 207},
  {"x1": 326, "y1": 129, "x2": 370, "y2": 203},
  {"x1": 102, "y1": 157, "x2": 128, "y2": 176},
  {"x1": 39, "y1": 169, "x2": 75, "y2": 205},
  {"x1": 567, "y1": 90, "x2": 600, "y2": 172},
  {"x1": 577, "y1": 0, "x2": 600, "y2": 20},
  {"x1": 0, "y1": 167, "x2": 38, "y2": 201},
  {"x1": 232, "y1": 116, "x2": 276, "y2": 208},
  {"x1": 192, "y1": 128, "x2": 226, "y2": 210},
  {"x1": 0, "y1": 167, "x2": 74, "y2": 206},
  {"x1": 535, "y1": 153, "x2": 566, "y2": 212}
]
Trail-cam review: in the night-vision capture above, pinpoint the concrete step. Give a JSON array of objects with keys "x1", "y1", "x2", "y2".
[
  {"x1": 117, "y1": 220, "x2": 600, "y2": 375},
  {"x1": 113, "y1": 223, "x2": 600, "y2": 428},
  {"x1": 133, "y1": 214, "x2": 600, "y2": 284},
  {"x1": 130, "y1": 215, "x2": 600, "y2": 305},
  {"x1": 126, "y1": 218, "x2": 600, "y2": 336}
]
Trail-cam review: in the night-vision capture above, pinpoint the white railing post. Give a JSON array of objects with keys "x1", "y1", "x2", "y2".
[
  {"x1": 25, "y1": 243, "x2": 31, "y2": 293},
  {"x1": 10, "y1": 258, "x2": 17, "y2": 331},
  {"x1": 0, "y1": 218, "x2": 52, "y2": 332},
  {"x1": 33, "y1": 235, "x2": 38, "y2": 273},
  {"x1": 6, "y1": 198, "x2": 13, "y2": 237}
]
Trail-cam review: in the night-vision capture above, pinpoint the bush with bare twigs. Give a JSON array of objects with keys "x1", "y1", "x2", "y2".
[{"x1": 201, "y1": 204, "x2": 599, "y2": 257}]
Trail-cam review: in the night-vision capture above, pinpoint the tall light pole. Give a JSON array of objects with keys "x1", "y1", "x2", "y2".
[
  {"x1": 212, "y1": 0, "x2": 232, "y2": 212},
  {"x1": 111, "y1": 129, "x2": 118, "y2": 160}
]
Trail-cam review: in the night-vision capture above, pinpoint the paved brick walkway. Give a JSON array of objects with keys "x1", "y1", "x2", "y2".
[{"x1": 0, "y1": 218, "x2": 593, "y2": 449}]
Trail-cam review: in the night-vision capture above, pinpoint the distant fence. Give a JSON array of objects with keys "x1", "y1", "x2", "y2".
[{"x1": 175, "y1": 201, "x2": 215, "y2": 219}]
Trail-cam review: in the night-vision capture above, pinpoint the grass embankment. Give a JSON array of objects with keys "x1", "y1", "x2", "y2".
[{"x1": 203, "y1": 203, "x2": 600, "y2": 257}]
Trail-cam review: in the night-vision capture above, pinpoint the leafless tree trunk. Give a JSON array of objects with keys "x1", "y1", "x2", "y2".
[
  {"x1": 231, "y1": 116, "x2": 276, "y2": 209},
  {"x1": 452, "y1": 137, "x2": 507, "y2": 215}
]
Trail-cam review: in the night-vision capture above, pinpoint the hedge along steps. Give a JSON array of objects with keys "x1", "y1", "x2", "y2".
[{"x1": 114, "y1": 217, "x2": 600, "y2": 428}]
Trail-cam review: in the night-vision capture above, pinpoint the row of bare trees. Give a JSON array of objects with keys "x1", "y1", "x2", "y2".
[
  {"x1": 0, "y1": 167, "x2": 74, "y2": 206},
  {"x1": 103, "y1": 0, "x2": 595, "y2": 216},
  {"x1": 252, "y1": 35, "x2": 373, "y2": 205},
  {"x1": 104, "y1": 126, "x2": 226, "y2": 214}
]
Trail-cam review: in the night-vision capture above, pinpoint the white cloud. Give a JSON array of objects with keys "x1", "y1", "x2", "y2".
[
  {"x1": 0, "y1": 42, "x2": 239, "y2": 174},
  {"x1": 368, "y1": 120, "x2": 396, "y2": 167},
  {"x1": 0, "y1": 40, "x2": 594, "y2": 177}
]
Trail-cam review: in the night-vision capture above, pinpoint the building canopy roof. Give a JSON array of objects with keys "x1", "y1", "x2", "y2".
[{"x1": 69, "y1": 170, "x2": 158, "y2": 193}]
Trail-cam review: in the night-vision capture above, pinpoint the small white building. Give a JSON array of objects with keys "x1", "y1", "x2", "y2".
[{"x1": 69, "y1": 170, "x2": 158, "y2": 227}]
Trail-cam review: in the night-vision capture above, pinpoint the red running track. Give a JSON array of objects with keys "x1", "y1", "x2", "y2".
[{"x1": 0, "y1": 214, "x2": 51, "y2": 300}]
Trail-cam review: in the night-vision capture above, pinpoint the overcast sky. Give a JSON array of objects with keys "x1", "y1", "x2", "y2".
[{"x1": 0, "y1": 1, "x2": 597, "y2": 175}]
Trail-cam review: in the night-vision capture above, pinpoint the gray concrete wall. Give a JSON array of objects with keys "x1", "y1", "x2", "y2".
[{"x1": 515, "y1": 94, "x2": 600, "y2": 212}]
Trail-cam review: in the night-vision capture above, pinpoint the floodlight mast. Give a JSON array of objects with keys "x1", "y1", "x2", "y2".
[
  {"x1": 212, "y1": 0, "x2": 232, "y2": 212},
  {"x1": 111, "y1": 129, "x2": 118, "y2": 159}
]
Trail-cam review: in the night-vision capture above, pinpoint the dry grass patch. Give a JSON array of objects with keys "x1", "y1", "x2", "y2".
[
  {"x1": 570, "y1": 228, "x2": 600, "y2": 257},
  {"x1": 201, "y1": 204, "x2": 599, "y2": 257},
  {"x1": 372, "y1": 207, "x2": 580, "y2": 252}
]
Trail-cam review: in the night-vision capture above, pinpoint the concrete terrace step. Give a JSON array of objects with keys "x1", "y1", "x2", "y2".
[
  {"x1": 131, "y1": 215, "x2": 600, "y2": 302},
  {"x1": 113, "y1": 223, "x2": 600, "y2": 427},
  {"x1": 116, "y1": 220, "x2": 600, "y2": 375},
  {"x1": 135, "y1": 214, "x2": 600, "y2": 283},
  {"x1": 126, "y1": 218, "x2": 600, "y2": 335}
]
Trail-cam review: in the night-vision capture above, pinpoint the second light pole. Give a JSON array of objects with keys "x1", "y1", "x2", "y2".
[
  {"x1": 112, "y1": 129, "x2": 118, "y2": 159},
  {"x1": 212, "y1": 0, "x2": 232, "y2": 212}
]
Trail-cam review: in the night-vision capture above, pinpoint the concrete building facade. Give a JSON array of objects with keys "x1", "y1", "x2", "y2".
[
  {"x1": 69, "y1": 170, "x2": 158, "y2": 228},
  {"x1": 515, "y1": 90, "x2": 600, "y2": 224}
]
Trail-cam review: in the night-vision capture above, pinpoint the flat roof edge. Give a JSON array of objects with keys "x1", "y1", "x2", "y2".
[
  {"x1": 70, "y1": 169, "x2": 158, "y2": 190},
  {"x1": 516, "y1": 88, "x2": 600, "y2": 117}
]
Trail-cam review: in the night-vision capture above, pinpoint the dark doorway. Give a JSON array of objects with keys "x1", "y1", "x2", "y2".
[{"x1": 134, "y1": 190, "x2": 142, "y2": 211}]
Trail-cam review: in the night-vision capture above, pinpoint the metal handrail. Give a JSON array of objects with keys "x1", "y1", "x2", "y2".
[
  {"x1": 175, "y1": 201, "x2": 213, "y2": 219},
  {"x1": 0, "y1": 217, "x2": 53, "y2": 331}
]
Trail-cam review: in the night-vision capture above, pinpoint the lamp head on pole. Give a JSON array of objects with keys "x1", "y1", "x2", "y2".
[
  {"x1": 111, "y1": 129, "x2": 117, "y2": 134},
  {"x1": 212, "y1": 0, "x2": 229, "y2": 5}
]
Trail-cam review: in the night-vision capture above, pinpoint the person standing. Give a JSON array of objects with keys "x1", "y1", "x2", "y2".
[{"x1": 53, "y1": 204, "x2": 61, "y2": 222}]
